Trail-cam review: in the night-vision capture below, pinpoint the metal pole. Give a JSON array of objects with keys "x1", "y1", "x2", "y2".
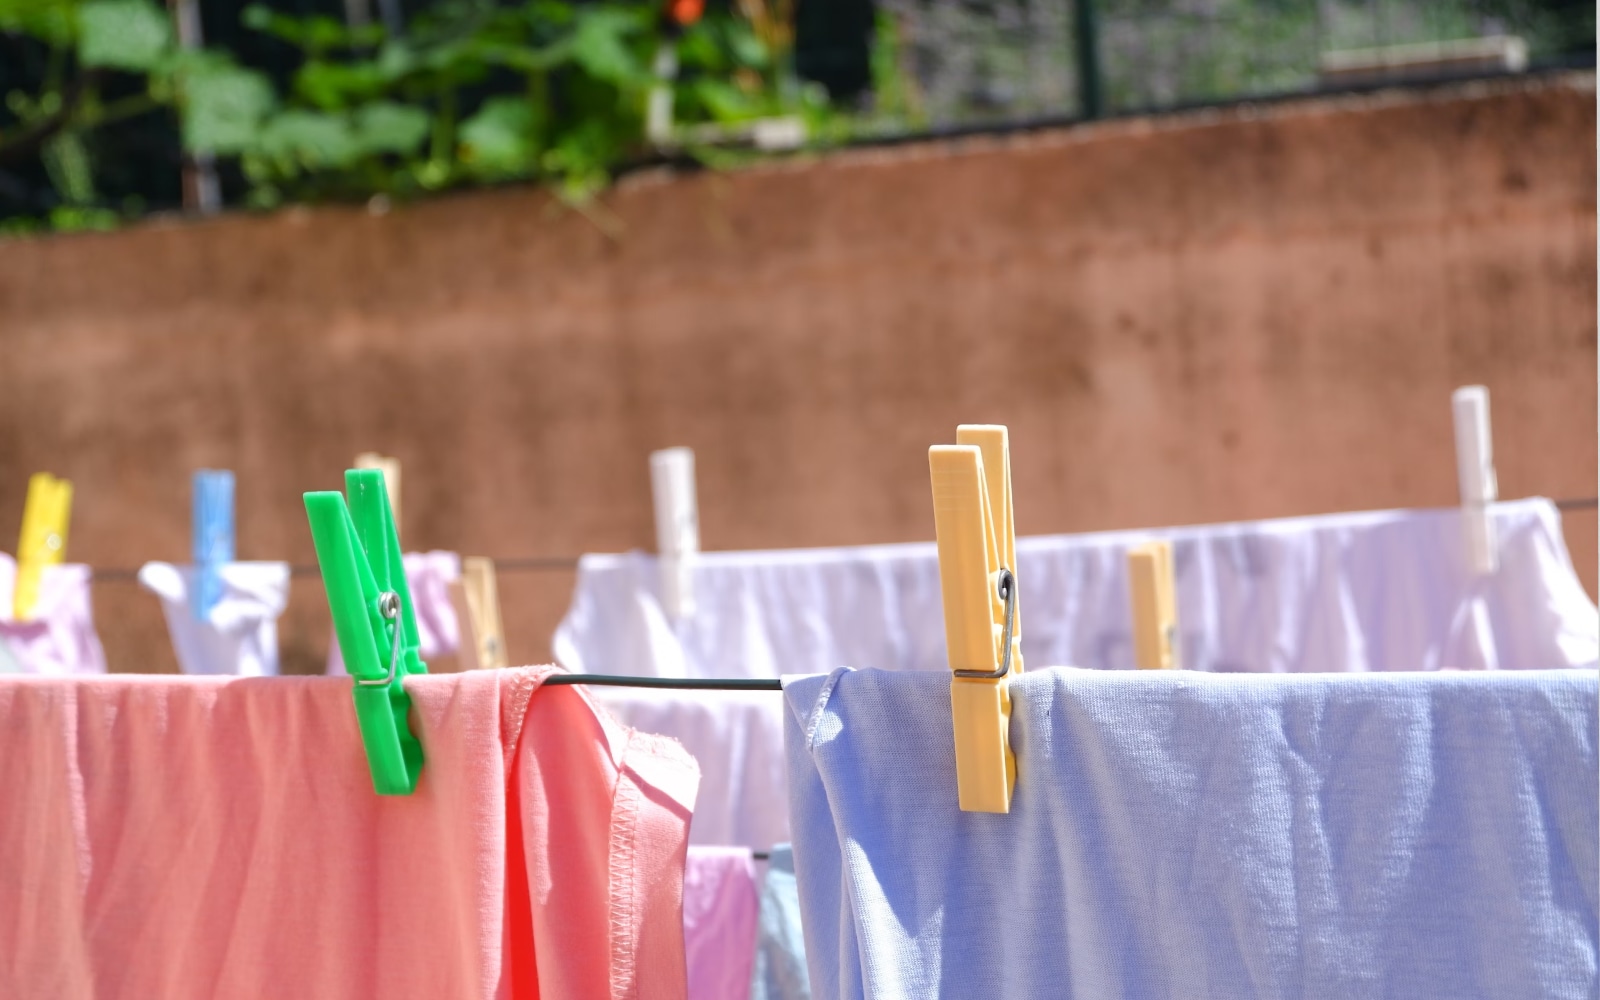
[
  {"x1": 1074, "y1": 0, "x2": 1104, "y2": 119},
  {"x1": 167, "y1": 0, "x2": 220, "y2": 213}
]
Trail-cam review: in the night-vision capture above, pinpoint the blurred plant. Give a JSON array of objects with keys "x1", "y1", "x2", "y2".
[
  {"x1": 0, "y1": 0, "x2": 190, "y2": 228},
  {"x1": 1, "y1": 0, "x2": 836, "y2": 231}
]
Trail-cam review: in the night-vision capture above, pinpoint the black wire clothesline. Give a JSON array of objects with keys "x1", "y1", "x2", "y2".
[
  {"x1": 81, "y1": 495, "x2": 1600, "y2": 584},
  {"x1": 544, "y1": 672, "x2": 784, "y2": 863}
]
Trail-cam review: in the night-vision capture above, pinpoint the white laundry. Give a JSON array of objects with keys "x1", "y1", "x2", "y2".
[
  {"x1": 0, "y1": 553, "x2": 106, "y2": 675},
  {"x1": 138, "y1": 562, "x2": 291, "y2": 676},
  {"x1": 554, "y1": 498, "x2": 1597, "y2": 678},
  {"x1": 593, "y1": 686, "x2": 790, "y2": 851},
  {"x1": 326, "y1": 551, "x2": 461, "y2": 675}
]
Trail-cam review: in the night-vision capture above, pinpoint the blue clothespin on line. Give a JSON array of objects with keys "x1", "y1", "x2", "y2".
[
  {"x1": 305, "y1": 468, "x2": 427, "y2": 795},
  {"x1": 191, "y1": 470, "x2": 235, "y2": 621}
]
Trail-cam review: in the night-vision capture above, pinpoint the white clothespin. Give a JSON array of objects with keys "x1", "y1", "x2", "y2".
[
  {"x1": 1451, "y1": 386, "x2": 1497, "y2": 575},
  {"x1": 354, "y1": 453, "x2": 401, "y2": 545},
  {"x1": 930, "y1": 425, "x2": 1022, "y2": 814},
  {"x1": 1127, "y1": 541, "x2": 1178, "y2": 670},
  {"x1": 448, "y1": 557, "x2": 508, "y2": 671},
  {"x1": 650, "y1": 447, "x2": 699, "y2": 620}
]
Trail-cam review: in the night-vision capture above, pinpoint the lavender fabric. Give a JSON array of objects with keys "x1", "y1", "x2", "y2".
[{"x1": 786, "y1": 667, "x2": 1598, "y2": 1000}]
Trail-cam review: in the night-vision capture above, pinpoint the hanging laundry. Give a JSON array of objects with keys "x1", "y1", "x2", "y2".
[
  {"x1": 137, "y1": 562, "x2": 290, "y2": 675},
  {"x1": 684, "y1": 846, "x2": 759, "y2": 1000},
  {"x1": 597, "y1": 687, "x2": 790, "y2": 850},
  {"x1": 749, "y1": 845, "x2": 809, "y2": 1000},
  {"x1": 326, "y1": 550, "x2": 461, "y2": 674},
  {"x1": 784, "y1": 667, "x2": 1598, "y2": 1000},
  {"x1": 555, "y1": 498, "x2": 1597, "y2": 678},
  {"x1": 0, "y1": 667, "x2": 698, "y2": 999},
  {"x1": 0, "y1": 553, "x2": 105, "y2": 674}
]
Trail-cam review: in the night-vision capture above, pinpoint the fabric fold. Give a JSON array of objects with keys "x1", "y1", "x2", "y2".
[
  {"x1": 0, "y1": 553, "x2": 106, "y2": 675},
  {"x1": 0, "y1": 666, "x2": 699, "y2": 999},
  {"x1": 137, "y1": 561, "x2": 290, "y2": 675},
  {"x1": 555, "y1": 499, "x2": 1597, "y2": 678},
  {"x1": 785, "y1": 666, "x2": 1599, "y2": 1000}
]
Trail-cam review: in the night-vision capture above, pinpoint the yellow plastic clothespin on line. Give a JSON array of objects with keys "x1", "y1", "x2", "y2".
[
  {"x1": 930, "y1": 425, "x2": 1022, "y2": 814},
  {"x1": 1128, "y1": 541, "x2": 1179, "y2": 670},
  {"x1": 354, "y1": 453, "x2": 401, "y2": 544},
  {"x1": 14, "y1": 473, "x2": 73, "y2": 621},
  {"x1": 449, "y1": 557, "x2": 508, "y2": 670}
]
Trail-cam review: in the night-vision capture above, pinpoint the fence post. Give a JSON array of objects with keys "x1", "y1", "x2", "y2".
[{"x1": 1074, "y1": 0, "x2": 1104, "y2": 119}]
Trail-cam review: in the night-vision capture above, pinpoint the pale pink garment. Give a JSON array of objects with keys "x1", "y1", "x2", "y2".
[
  {"x1": 0, "y1": 553, "x2": 106, "y2": 675},
  {"x1": 683, "y1": 847, "x2": 759, "y2": 1000},
  {"x1": 327, "y1": 550, "x2": 461, "y2": 674},
  {"x1": 0, "y1": 666, "x2": 698, "y2": 999}
]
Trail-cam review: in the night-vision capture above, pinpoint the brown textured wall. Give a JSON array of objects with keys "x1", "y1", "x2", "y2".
[{"x1": 0, "y1": 73, "x2": 1594, "y2": 674}]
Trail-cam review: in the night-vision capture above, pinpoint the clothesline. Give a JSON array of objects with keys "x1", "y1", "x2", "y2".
[{"x1": 65, "y1": 495, "x2": 1600, "y2": 585}]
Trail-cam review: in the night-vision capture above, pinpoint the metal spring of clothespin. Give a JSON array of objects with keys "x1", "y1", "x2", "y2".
[
  {"x1": 191, "y1": 469, "x2": 235, "y2": 621},
  {"x1": 305, "y1": 469, "x2": 427, "y2": 795}
]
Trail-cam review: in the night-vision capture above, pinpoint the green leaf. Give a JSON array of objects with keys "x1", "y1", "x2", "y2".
[
  {"x1": 692, "y1": 78, "x2": 761, "y2": 122},
  {"x1": 354, "y1": 101, "x2": 429, "y2": 155},
  {"x1": 569, "y1": 9, "x2": 644, "y2": 84},
  {"x1": 727, "y1": 24, "x2": 769, "y2": 69},
  {"x1": 180, "y1": 60, "x2": 277, "y2": 154},
  {"x1": 0, "y1": 0, "x2": 77, "y2": 47},
  {"x1": 295, "y1": 59, "x2": 387, "y2": 110},
  {"x1": 376, "y1": 42, "x2": 417, "y2": 81},
  {"x1": 458, "y1": 96, "x2": 536, "y2": 177},
  {"x1": 259, "y1": 109, "x2": 361, "y2": 168},
  {"x1": 77, "y1": 0, "x2": 173, "y2": 71},
  {"x1": 243, "y1": 5, "x2": 358, "y2": 55}
]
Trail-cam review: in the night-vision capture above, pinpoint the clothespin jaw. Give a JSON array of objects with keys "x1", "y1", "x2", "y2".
[
  {"x1": 191, "y1": 470, "x2": 235, "y2": 621},
  {"x1": 451, "y1": 557, "x2": 508, "y2": 671},
  {"x1": 354, "y1": 453, "x2": 402, "y2": 545},
  {"x1": 650, "y1": 447, "x2": 700, "y2": 620},
  {"x1": 1451, "y1": 386, "x2": 1498, "y2": 575},
  {"x1": 930, "y1": 425, "x2": 1022, "y2": 815},
  {"x1": 1128, "y1": 541, "x2": 1179, "y2": 670},
  {"x1": 305, "y1": 469, "x2": 426, "y2": 795},
  {"x1": 15, "y1": 472, "x2": 73, "y2": 621}
]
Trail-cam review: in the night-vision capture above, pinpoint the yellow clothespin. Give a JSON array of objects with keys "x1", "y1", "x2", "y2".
[
  {"x1": 930, "y1": 424, "x2": 1022, "y2": 814},
  {"x1": 449, "y1": 557, "x2": 508, "y2": 671},
  {"x1": 354, "y1": 453, "x2": 401, "y2": 544},
  {"x1": 1128, "y1": 541, "x2": 1179, "y2": 670},
  {"x1": 14, "y1": 473, "x2": 73, "y2": 621}
]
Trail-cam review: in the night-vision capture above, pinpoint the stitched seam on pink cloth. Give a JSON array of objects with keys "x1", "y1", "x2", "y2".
[
  {"x1": 499, "y1": 666, "x2": 555, "y2": 772},
  {"x1": 609, "y1": 728, "x2": 642, "y2": 1000}
]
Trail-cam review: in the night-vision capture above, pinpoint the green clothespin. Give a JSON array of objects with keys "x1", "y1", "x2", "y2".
[{"x1": 304, "y1": 469, "x2": 427, "y2": 795}]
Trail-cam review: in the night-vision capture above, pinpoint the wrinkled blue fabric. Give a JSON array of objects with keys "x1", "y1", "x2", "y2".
[
  {"x1": 785, "y1": 667, "x2": 1598, "y2": 1000},
  {"x1": 750, "y1": 845, "x2": 811, "y2": 1000}
]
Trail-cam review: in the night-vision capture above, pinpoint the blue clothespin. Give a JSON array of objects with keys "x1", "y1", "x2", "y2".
[
  {"x1": 191, "y1": 470, "x2": 235, "y2": 621},
  {"x1": 305, "y1": 468, "x2": 427, "y2": 795}
]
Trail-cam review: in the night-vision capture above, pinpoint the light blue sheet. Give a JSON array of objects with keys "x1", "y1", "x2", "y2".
[
  {"x1": 785, "y1": 667, "x2": 1598, "y2": 1000},
  {"x1": 751, "y1": 844, "x2": 812, "y2": 1000}
]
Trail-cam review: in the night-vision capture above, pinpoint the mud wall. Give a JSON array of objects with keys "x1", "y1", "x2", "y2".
[{"x1": 0, "y1": 73, "x2": 1593, "y2": 673}]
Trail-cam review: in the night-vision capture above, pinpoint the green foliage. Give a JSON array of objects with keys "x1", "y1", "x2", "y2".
[
  {"x1": 1, "y1": 0, "x2": 833, "y2": 229},
  {"x1": 77, "y1": 0, "x2": 172, "y2": 70}
]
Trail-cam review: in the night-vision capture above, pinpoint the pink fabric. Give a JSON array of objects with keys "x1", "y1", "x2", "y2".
[
  {"x1": 327, "y1": 551, "x2": 462, "y2": 674},
  {"x1": 0, "y1": 553, "x2": 105, "y2": 675},
  {"x1": 683, "y1": 847, "x2": 759, "y2": 1000},
  {"x1": 0, "y1": 667, "x2": 698, "y2": 999}
]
